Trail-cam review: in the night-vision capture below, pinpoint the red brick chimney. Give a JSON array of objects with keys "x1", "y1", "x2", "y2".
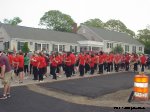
[{"x1": 72, "y1": 23, "x2": 77, "y2": 33}]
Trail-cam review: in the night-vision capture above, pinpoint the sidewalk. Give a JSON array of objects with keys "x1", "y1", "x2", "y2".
[
  {"x1": 0, "y1": 70, "x2": 121, "y2": 88},
  {"x1": 0, "y1": 69, "x2": 149, "y2": 89}
]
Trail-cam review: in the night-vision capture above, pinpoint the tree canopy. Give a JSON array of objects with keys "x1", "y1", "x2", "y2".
[
  {"x1": 111, "y1": 45, "x2": 124, "y2": 54},
  {"x1": 3, "y1": 17, "x2": 22, "y2": 25},
  {"x1": 81, "y1": 18, "x2": 104, "y2": 28},
  {"x1": 125, "y1": 29, "x2": 135, "y2": 37},
  {"x1": 1, "y1": 12, "x2": 149, "y2": 54},
  {"x1": 137, "y1": 29, "x2": 150, "y2": 54},
  {"x1": 81, "y1": 19, "x2": 135, "y2": 38},
  {"x1": 39, "y1": 10, "x2": 75, "y2": 32},
  {"x1": 104, "y1": 19, "x2": 127, "y2": 32},
  {"x1": 22, "y1": 42, "x2": 30, "y2": 53}
]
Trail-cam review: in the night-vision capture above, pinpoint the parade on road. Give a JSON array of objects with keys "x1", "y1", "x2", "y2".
[{"x1": 0, "y1": 49, "x2": 150, "y2": 100}]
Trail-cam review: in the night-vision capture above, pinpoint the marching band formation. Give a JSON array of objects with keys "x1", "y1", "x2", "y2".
[{"x1": 6, "y1": 51, "x2": 150, "y2": 83}]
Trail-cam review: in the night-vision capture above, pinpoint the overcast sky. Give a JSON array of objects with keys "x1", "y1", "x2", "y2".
[{"x1": 0, "y1": 0, "x2": 149, "y2": 33}]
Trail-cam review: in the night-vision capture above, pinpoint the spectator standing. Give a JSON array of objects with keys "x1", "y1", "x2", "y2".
[
  {"x1": 65, "y1": 52, "x2": 72, "y2": 78},
  {"x1": 18, "y1": 52, "x2": 24, "y2": 83},
  {"x1": 140, "y1": 54, "x2": 147, "y2": 72},
  {"x1": 90, "y1": 54, "x2": 95, "y2": 75},
  {"x1": 0, "y1": 51, "x2": 12, "y2": 99},
  {"x1": 79, "y1": 53, "x2": 85, "y2": 76},
  {"x1": 147, "y1": 55, "x2": 150, "y2": 70},
  {"x1": 24, "y1": 53, "x2": 30, "y2": 79},
  {"x1": 51, "y1": 53, "x2": 58, "y2": 80},
  {"x1": 98, "y1": 51, "x2": 104, "y2": 74}
]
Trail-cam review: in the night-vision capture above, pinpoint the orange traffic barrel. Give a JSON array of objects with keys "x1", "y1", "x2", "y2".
[{"x1": 133, "y1": 73, "x2": 149, "y2": 101}]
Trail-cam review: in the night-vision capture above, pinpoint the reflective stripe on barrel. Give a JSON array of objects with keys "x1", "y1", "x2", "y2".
[
  {"x1": 134, "y1": 92, "x2": 148, "y2": 98},
  {"x1": 134, "y1": 82, "x2": 148, "y2": 88}
]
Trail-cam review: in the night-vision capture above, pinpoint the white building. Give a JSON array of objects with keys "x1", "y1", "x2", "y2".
[
  {"x1": 78, "y1": 25, "x2": 144, "y2": 53},
  {"x1": 0, "y1": 24, "x2": 86, "y2": 53},
  {"x1": 0, "y1": 23, "x2": 144, "y2": 53}
]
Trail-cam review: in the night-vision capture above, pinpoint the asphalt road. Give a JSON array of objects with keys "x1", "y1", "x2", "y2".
[
  {"x1": 0, "y1": 86, "x2": 149, "y2": 112},
  {"x1": 39, "y1": 72, "x2": 142, "y2": 98},
  {"x1": 0, "y1": 86, "x2": 117, "y2": 112},
  {"x1": 0, "y1": 72, "x2": 150, "y2": 112}
]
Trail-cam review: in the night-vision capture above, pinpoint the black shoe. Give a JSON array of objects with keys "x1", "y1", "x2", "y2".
[
  {"x1": 0, "y1": 95, "x2": 7, "y2": 100},
  {"x1": 19, "y1": 81, "x2": 23, "y2": 84},
  {"x1": 7, "y1": 94, "x2": 11, "y2": 98}
]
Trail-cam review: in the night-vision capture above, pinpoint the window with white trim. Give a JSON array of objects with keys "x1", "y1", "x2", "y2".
[
  {"x1": 92, "y1": 47, "x2": 100, "y2": 51},
  {"x1": 132, "y1": 46, "x2": 136, "y2": 53},
  {"x1": 52, "y1": 44, "x2": 58, "y2": 52},
  {"x1": 125, "y1": 45, "x2": 129, "y2": 52},
  {"x1": 4, "y1": 41, "x2": 9, "y2": 50},
  {"x1": 42, "y1": 44, "x2": 47, "y2": 51},
  {"x1": 70, "y1": 45, "x2": 77, "y2": 52},
  {"x1": 18, "y1": 41, "x2": 26, "y2": 50},
  {"x1": 59, "y1": 45, "x2": 65, "y2": 52},
  {"x1": 30, "y1": 42, "x2": 33, "y2": 45},
  {"x1": 107, "y1": 43, "x2": 109, "y2": 48},
  {"x1": 139, "y1": 47, "x2": 142, "y2": 52},
  {"x1": 107, "y1": 43, "x2": 113, "y2": 48},
  {"x1": 35, "y1": 43, "x2": 41, "y2": 51}
]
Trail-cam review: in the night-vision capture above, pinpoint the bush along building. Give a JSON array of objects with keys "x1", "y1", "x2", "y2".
[{"x1": 0, "y1": 23, "x2": 144, "y2": 53}]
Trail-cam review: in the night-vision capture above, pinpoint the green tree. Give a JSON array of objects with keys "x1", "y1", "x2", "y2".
[
  {"x1": 39, "y1": 10, "x2": 75, "y2": 32},
  {"x1": 112, "y1": 45, "x2": 124, "y2": 54},
  {"x1": 3, "y1": 17, "x2": 22, "y2": 25},
  {"x1": 81, "y1": 18, "x2": 104, "y2": 28},
  {"x1": 22, "y1": 42, "x2": 30, "y2": 53},
  {"x1": 104, "y1": 19, "x2": 135, "y2": 37},
  {"x1": 104, "y1": 19, "x2": 127, "y2": 32},
  {"x1": 137, "y1": 29, "x2": 150, "y2": 54},
  {"x1": 125, "y1": 29, "x2": 135, "y2": 37}
]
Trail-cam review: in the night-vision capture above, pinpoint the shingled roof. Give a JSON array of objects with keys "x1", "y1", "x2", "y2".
[
  {"x1": 1, "y1": 24, "x2": 87, "y2": 43},
  {"x1": 86, "y1": 26, "x2": 143, "y2": 46}
]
